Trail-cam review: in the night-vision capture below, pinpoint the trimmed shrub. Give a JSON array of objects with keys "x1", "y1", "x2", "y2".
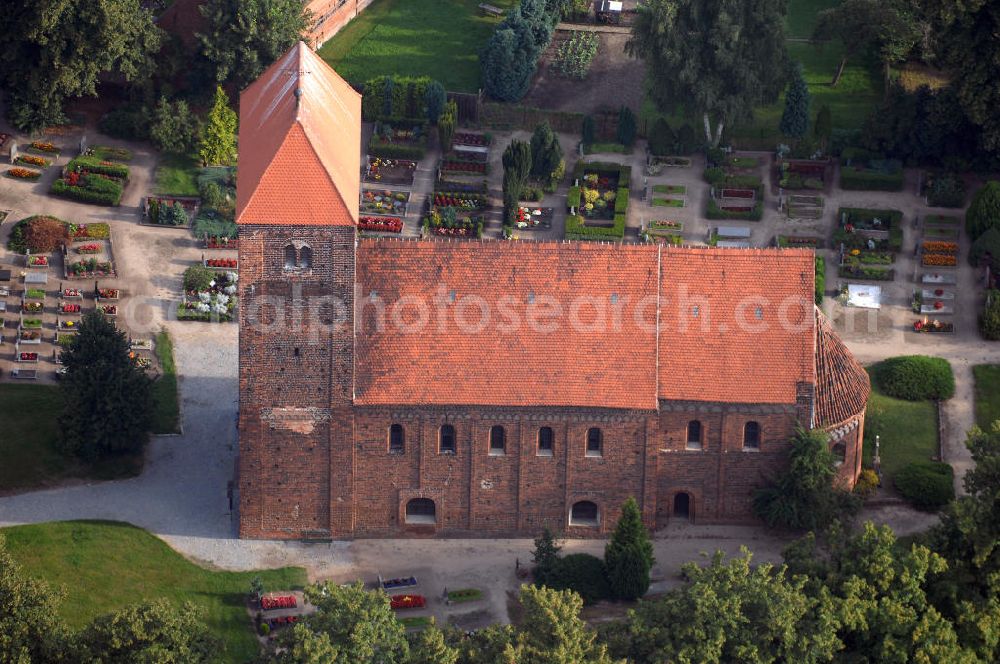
[
  {"x1": 366, "y1": 140, "x2": 426, "y2": 160},
  {"x1": 853, "y1": 469, "x2": 879, "y2": 499},
  {"x1": 66, "y1": 155, "x2": 129, "y2": 179},
  {"x1": 706, "y1": 199, "x2": 764, "y2": 221},
  {"x1": 815, "y1": 256, "x2": 825, "y2": 306},
  {"x1": 894, "y1": 461, "x2": 954, "y2": 511},
  {"x1": 567, "y1": 186, "x2": 581, "y2": 209},
  {"x1": 872, "y1": 356, "x2": 955, "y2": 401},
  {"x1": 424, "y1": 81, "x2": 447, "y2": 124},
  {"x1": 538, "y1": 553, "x2": 610, "y2": 604},
  {"x1": 970, "y1": 228, "x2": 1000, "y2": 272},
  {"x1": 565, "y1": 213, "x2": 624, "y2": 241},
  {"x1": 840, "y1": 166, "x2": 904, "y2": 191},
  {"x1": 183, "y1": 265, "x2": 215, "y2": 293},
  {"x1": 51, "y1": 176, "x2": 123, "y2": 205},
  {"x1": 966, "y1": 181, "x2": 1000, "y2": 240},
  {"x1": 981, "y1": 290, "x2": 1000, "y2": 341},
  {"x1": 614, "y1": 187, "x2": 629, "y2": 215}
]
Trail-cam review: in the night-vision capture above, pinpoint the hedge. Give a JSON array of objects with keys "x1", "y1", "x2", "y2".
[
  {"x1": 872, "y1": 355, "x2": 955, "y2": 401},
  {"x1": 894, "y1": 461, "x2": 954, "y2": 511},
  {"x1": 361, "y1": 76, "x2": 433, "y2": 122},
  {"x1": 536, "y1": 553, "x2": 611, "y2": 605},
  {"x1": 567, "y1": 186, "x2": 581, "y2": 209},
  {"x1": 66, "y1": 155, "x2": 130, "y2": 180},
  {"x1": 51, "y1": 175, "x2": 122, "y2": 206},
  {"x1": 614, "y1": 187, "x2": 629, "y2": 214},
  {"x1": 706, "y1": 199, "x2": 764, "y2": 221},
  {"x1": 840, "y1": 166, "x2": 904, "y2": 191},
  {"x1": 815, "y1": 256, "x2": 825, "y2": 305},
  {"x1": 367, "y1": 139, "x2": 426, "y2": 160},
  {"x1": 565, "y1": 213, "x2": 625, "y2": 241}
]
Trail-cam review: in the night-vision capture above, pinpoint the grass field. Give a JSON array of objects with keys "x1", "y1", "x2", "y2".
[
  {"x1": 862, "y1": 370, "x2": 939, "y2": 485},
  {"x1": 785, "y1": 0, "x2": 840, "y2": 38},
  {"x1": 973, "y1": 364, "x2": 1000, "y2": 430},
  {"x1": 151, "y1": 329, "x2": 181, "y2": 434},
  {"x1": 318, "y1": 0, "x2": 517, "y2": 92},
  {"x1": 154, "y1": 153, "x2": 200, "y2": 197},
  {"x1": 0, "y1": 385, "x2": 141, "y2": 492},
  {"x1": 1, "y1": 521, "x2": 307, "y2": 663}
]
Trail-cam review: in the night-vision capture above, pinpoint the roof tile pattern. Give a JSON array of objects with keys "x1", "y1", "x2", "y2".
[
  {"x1": 236, "y1": 42, "x2": 360, "y2": 227},
  {"x1": 814, "y1": 310, "x2": 871, "y2": 427},
  {"x1": 355, "y1": 241, "x2": 661, "y2": 409},
  {"x1": 657, "y1": 247, "x2": 816, "y2": 405}
]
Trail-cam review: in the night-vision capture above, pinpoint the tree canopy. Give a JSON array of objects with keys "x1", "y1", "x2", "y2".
[
  {"x1": 200, "y1": 86, "x2": 239, "y2": 166},
  {"x1": 0, "y1": 0, "x2": 162, "y2": 131},
  {"x1": 58, "y1": 310, "x2": 154, "y2": 461},
  {"x1": 197, "y1": 0, "x2": 311, "y2": 92},
  {"x1": 605, "y1": 497, "x2": 655, "y2": 600},
  {"x1": 780, "y1": 64, "x2": 811, "y2": 139},
  {"x1": 628, "y1": 0, "x2": 789, "y2": 145}
]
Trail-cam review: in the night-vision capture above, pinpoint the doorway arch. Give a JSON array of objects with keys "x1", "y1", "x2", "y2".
[{"x1": 673, "y1": 492, "x2": 691, "y2": 519}]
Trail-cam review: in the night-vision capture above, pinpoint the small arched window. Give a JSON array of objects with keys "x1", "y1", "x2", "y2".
[
  {"x1": 405, "y1": 498, "x2": 436, "y2": 524},
  {"x1": 570, "y1": 501, "x2": 599, "y2": 526},
  {"x1": 586, "y1": 427, "x2": 602, "y2": 456},
  {"x1": 537, "y1": 427, "x2": 554, "y2": 456},
  {"x1": 489, "y1": 425, "x2": 505, "y2": 455},
  {"x1": 743, "y1": 421, "x2": 761, "y2": 449},
  {"x1": 686, "y1": 420, "x2": 702, "y2": 449},
  {"x1": 439, "y1": 424, "x2": 456, "y2": 454},
  {"x1": 389, "y1": 423, "x2": 405, "y2": 454},
  {"x1": 283, "y1": 244, "x2": 297, "y2": 270},
  {"x1": 832, "y1": 441, "x2": 846, "y2": 466},
  {"x1": 299, "y1": 245, "x2": 313, "y2": 270}
]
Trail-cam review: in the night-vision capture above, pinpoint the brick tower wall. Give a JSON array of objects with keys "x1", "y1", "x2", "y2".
[{"x1": 238, "y1": 224, "x2": 356, "y2": 539}]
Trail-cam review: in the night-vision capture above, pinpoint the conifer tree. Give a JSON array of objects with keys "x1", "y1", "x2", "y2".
[{"x1": 200, "y1": 86, "x2": 238, "y2": 166}]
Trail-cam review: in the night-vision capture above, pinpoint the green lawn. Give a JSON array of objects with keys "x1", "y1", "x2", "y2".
[
  {"x1": 862, "y1": 371, "x2": 939, "y2": 485},
  {"x1": 785, "y1": 0, "x2": 840, "y2": 38},
  {"x1": 973, "y1": 364, "x2": 1000, "y2": 430},
  {"x1": 317, "y1": 0, "x2": 517, "y2": 92},
  {"x1": 0, "y1": 385, "x2": 141, "y2": 492},
  {"x1": 154, "y1": 153, "x2": 200, "y2": 196},
  {"x1": 1, "y1": 521, "x2": 306, "y2": 663},
  {"x1": 151, "y1": 329, "x2": 181, "y2": 434}
]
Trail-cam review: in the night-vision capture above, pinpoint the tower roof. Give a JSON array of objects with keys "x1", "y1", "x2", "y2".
[
  {"x1": 814, "y1": 310, "x2": 870, "y2": 427},
  {"x1": 236, "y1": 42, "x2": 361, "y2": 227}
]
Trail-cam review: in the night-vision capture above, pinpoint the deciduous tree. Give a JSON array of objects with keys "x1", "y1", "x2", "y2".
[
  {"x1": 76, "y1": 600, "x2": 220, "y2": 663},
  {"x1": 509, "y1": 585, "x2": 617, "y2": 664},
  {"x1": 0, "y1": 537, "x2": 68, "y2": 662},
  {"x1": 966, "y1": 181, "x2": 1000, "y2": 241},
  {"x1": 628, "y1": 0, "x2": 789, "y2": 146},
  {"x1": 197, "y1": 0, "x2": 310, "y2": 92},
  {"x1": 150, "y1": 97, "x2": 200, "y2": 155},
  {"x1": 0, "y1": 0, "x2": 162, "y2": 131},
  {"x1": 59, "y1": 310, "x2": 154, "y2": 461},
  {"x1": 407, "y1": 623, "x2": 460, "y2": 664}
]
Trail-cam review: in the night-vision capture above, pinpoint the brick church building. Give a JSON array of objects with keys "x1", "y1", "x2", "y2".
[{"x1": 236, "y1": 44, "x2": 870, "y2": 540}]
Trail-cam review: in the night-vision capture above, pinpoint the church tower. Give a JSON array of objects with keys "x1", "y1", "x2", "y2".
[{"x1": 235, "y1": 43, "x2": 361, "y2": 539}]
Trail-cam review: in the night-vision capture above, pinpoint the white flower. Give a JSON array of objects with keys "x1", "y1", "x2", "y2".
[
  {"x1": 224, "y1": 285, "x2": 237, "y2": 295},
  {"x1": 196, "y1": 303, "x2": 211, "y2": 313},
  {"x1": 209, "y1": 280, "x2": 216, "y2": 287},
  {"x1": 198, "y1": 292, "x2": 211, "y2": 303},
  {"x1": 216, "y1": 293, "x2": 230, "y2": 305},
  {"x1": 213, "y1": 303, "x2": 228, "y2": 314},
  {"x1": 227, "y1": 272, "x2": 238, "y2": 283}
]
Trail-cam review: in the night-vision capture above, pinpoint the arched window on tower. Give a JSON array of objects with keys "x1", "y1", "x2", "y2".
[
  {"x1": 686, "y1": 420, "x2": 702, "y2": 450},
  {"x1": 743, "y1": 421, "x2": 761, "y2": 450},
  {"x1": 299, "y1": 245, "x2": 313, "y2": 270},
  {"x1": 283, "y1": 244, "x2": 297, "y2": 270},
  {"x1": 389, "y1": 424, "x2": 405, "y2": 454}
]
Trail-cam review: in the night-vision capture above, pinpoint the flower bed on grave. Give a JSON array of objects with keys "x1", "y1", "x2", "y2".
[
  {"x1": 21, "y1": 318, "x2": 42, "y2": 329},
  {"x1": 514, "y1": 206, "x2": 553, "y2": 230},
  {"x1": 390, "y1": 594, "x2": 426, "y2": 610},
  {"x1": 261, "y1": 595, "x2": 297, "y2": 610},
  {"x1": 777, "y1": 235, "x2": 823, "y2": 249},
  {"x1": 178, "y1": 271, "x2": 238, "y2": 322},
  {"x1": 913, "y1": 319, "x2": 954, "y2": 334},
  {"x1": 25, "y1": 289, "x2": 45, "y2": 300},
  {"x1": 205, "y1": 258, "x2": 238, "y2": 269},
  {"x1": 204, "y1": 236, "x2": 238, "y2": 250},
  {"x1": 146, "y1": 197, "x2": 195, "y2": 226},
  {"x1": 834, "y1": 208, "x2": 903, "y2": 253},
  {"x1": 921, "y1": 240, "x2": 958, "y2": 267},
  {"x1": 453, "y1": 132, "x2": 492, "y2": 147},
  {"x1": 7, "y1": 167, "x2": 41, "y2": 181},
  {"x1": 58, "y1": 319, "x2": 79, "y2": 331},
  {"x1": 22, "y1": 301, "x2": 43, "y2": 313},
  {"x1": 67, "y1": 258, "x2": 114, "y2": 278},
  {"x1": 921, "y1": 171, "x2": 965, "y2": 208},
  {"x1": 100, "y1": 304, "x2": 117, "y2": 316},
  {"x1": 132, "y1": 355, "x2": 152, "y2": 369},
  {"x1": 839, "y1": 156, "x2": 904, "y2": 191},
  {"x1": 365, "y1": 157, "x2": 417, "y2": 185},
  {"x1": 368, "y1": 120, "x2": 428, "y2": 160},
  {"x1": 361, "y1": 189, "x2": 409, "y2": 216},
  {"x1": 841, "y1": 247, "x2": 894, "y2": 266},
  {"x1": 431, "y1": 192, "x2": 489, "y2": 210},
  {"x1": 18, "y1": 352, "x2": 39, "y2": 363},
  {"x1": 382, "y1": 576, "x2": 418, "y2": 590},
  {"x1": 62, "y1": 288, "x2": 82, "y2": 298},
  {"x1": 778, "y1": 159, "x2": 827, "y2": 190},
  {"x1": 28, "y1": 255, "x2": 49, "y2": 268},
  {"x1": 440, "y1": 158, "x2": 488, "y2": 175},
  {"x1": 359, "y1": 216, "x2": 403, "y2": 233},
  {"x1": 20, "y1": 329, "x2": 42, "y2": 342},
  {"x1": 16, "y1": 154, "x2": 50, "y2": 169},
  {"x1": 423, "y1": 207, "x2": 484, "y2": 238},
  {"x1": 97, "y1": 288, "x2": 120, "y2": 299},
  {"x1": 570, "y1": 167, "x2": 625, "y2": 221},
  {"x1": 837, "y1": 265, "x2": 894, "y2": 281},
  {"x1": 56, "y1": 333, "x2": 76, "y2": 347},
  {"x1": 29, "y1": 141, "x2": 60, "y2": 155},
  {"x1": 61, "y1": 302, "x2": 81, "y2": 314},
  {"x1": 76, "y1": 243, "x2": 101, "y2": 254},
  {"x1": 52, "y1": 157, "x2": 128, "y2": 206}
]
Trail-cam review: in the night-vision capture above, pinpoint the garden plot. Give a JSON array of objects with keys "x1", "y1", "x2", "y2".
[
  {"x1": 651, "y1": 184, "x2": 686, "y2": 208},
  {"x1": 839, "y1": 156, "x2": 904, "y2": 191},
  {"x1": 784, "y1": 193, "x2": 824, "y2": 220},
  {"x1": 368, "y1": 120, "x2": 429, "y2": 160},
  {"x1": 704, "y1": 156, "x2": 764, "y2": 221},
  {"x1": 834, "y1": 208, "x2": 903, "y2": 282},
  {"x1": 142, "y1": 196, "x2": 197, "y2": 228},
  {"x1": 645, "y1": 220, "x2": 684, "y2": 245},
  {"x1": 51, "y1": 145, "x2": 133, "y2": 206},
  {"x1": 566, "y1": 161, "x2": 630, "y2": 241},
  {"x1": 913, "y1": 287, "x2": 955, "y2": 316},
  {"x1": 776, "y1": 158, "x2": 829, "y2": 191},
  {"x1": 776, "y1": 235, "x2": 824, "y2": 250},
  {"x1": 178, "y1": 265, "x2": 238, "y2": 323},
  {"x1": 365, "y1": 157, "x2": 417, "y2": 186},
  {"x1": 6, "y1": 141, "x2": 61, "y2": 182},
  {"x1": 361, "y1": 189, "x2": 410, "y2": 217}
]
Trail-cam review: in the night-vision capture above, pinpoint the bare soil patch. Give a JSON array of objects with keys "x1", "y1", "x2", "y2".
[{"x1": 523, "y1": 33, "x2": 645, "y2": 115}]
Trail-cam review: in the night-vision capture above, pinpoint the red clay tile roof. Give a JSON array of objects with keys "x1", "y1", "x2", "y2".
[
  {"x1": 236, "y1": 42, "x2": 360, "y2": 227},
  {"x1": 814, "y1": 310, "x2": 871, "y2": 427},
  {"x1": 657, "y1": 247, "x2": 816, "y2": 405},
  {"x1": 354, "y1": 240, "x2": 661, "y2": 409}
]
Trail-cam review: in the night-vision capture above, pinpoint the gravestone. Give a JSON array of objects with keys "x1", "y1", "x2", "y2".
[
  {"x1": 9, "y1": 141, "x2": 17, "y2": 164},
  {"x1": 79, "y1": 135, "x2": 87, "y2": 155}
]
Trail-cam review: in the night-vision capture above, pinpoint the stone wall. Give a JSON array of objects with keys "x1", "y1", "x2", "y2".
[{"x1": 306, "y1": 0, "x2": 377, "y2": 49}]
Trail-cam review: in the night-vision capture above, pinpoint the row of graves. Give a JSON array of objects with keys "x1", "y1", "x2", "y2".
[
  {"x1": 776, "y1": 156, "x2": 829, "y2": 221},
  {"x1": 705, "y1": 152, "x2": 766, "y2": 223},
  {"x1": 0, "y1": 221, "x2": 155, "y2": 381},
  {"x1": 566, "y1": 161, "x2": 631, "y2": 241},
  {"x1": 911, "y1": 214, "x2": 961, "y2": 335},
  {"x1": 6, "y1": 138, "x2": 135, "y2": 208},
  {"x1": 425, "y1": 132, "x2": 495, "y2": 238},
  {"x1": 361, "y1": 118, "x2": 422, "y2": 236}
]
